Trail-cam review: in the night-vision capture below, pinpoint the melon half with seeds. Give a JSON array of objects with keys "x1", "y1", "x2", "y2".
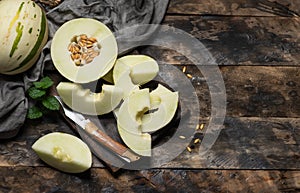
[
  {"x1": 0, "y1": 0, "x2": 48, "y2": 75},
  {"x1": 51, "y1": 18, "x2": 118, "y2": 83}
]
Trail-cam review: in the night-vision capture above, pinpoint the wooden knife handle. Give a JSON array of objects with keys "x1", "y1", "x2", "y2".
[{"x1": 85, "y1": 121, "x2": 128, "y2": 156}]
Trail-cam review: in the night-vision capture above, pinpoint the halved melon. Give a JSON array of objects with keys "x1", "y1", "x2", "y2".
[
  {"x1": 51, "y1": 18, "x2": 117, "y2": 83},
  {"x1": 0, "y1": 0, "x2": 48, "y2": 75},
  {"x1": 56, "y1": 82, "x2": 123, "y2": 115},
  {"x1": 32, "y1": 132, "x2": 92, "y2": 173}
]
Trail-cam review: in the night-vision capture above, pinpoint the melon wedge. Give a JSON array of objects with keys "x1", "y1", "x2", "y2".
[
  {"x1": 113, "y1": 55, "x2": 159, "y2": 85},
  {"x1": 32, "y1": 132, "x2": 92, "y2": 173},
  {"x1": 141, "y1": 84, "x2": 179, "y2": 133},
  {"x1": 56, "y1": 82, "x2": 123, "y2": 115},
  {"x1": 116, "y1": 89, "x2": 152, "y2": 156},
  {"x1": 51, "y1": 18, "x2": 117, "y2": 83}
]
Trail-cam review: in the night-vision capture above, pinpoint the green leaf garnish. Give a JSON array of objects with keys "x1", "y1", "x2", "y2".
[
  {"x1": 27, "y1": 106, "x2": 43, "y2": 119},
  {"x1": 28, "y1": 87, "x2": 46, "y2": 99},
  {"x1": 42, "y1": 96, "x2": 60, "y2": 110},
  {"x1": 33, "y1": 76, "x2": 53, "y2": 89}
]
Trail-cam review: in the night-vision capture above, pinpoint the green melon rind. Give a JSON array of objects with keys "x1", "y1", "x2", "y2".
[{"x1": 4, "y1": 10, "x2": 48, "y2": 74}]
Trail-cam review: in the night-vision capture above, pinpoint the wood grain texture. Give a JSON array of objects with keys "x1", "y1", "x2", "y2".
[
  {"x1": 1, "y1": 114, "x2": 300, "y2": 169},
  {"x1": 180, "y1": 65, "x2": 300, "y2": 118},
  {"x1": 0, "y1": 167, "x2": 299, "y2": 193},
  {"x1": 165, "y1": 117, "x2": 300, "y2": 169},
  {"x1": 168, "y1": 0, "x2": 300, "y2": 17},
  {"x1": 140, "y1": 15, "x2": 300, "y2": 66}
]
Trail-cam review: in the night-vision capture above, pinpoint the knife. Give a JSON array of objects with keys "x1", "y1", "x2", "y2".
[{"x1": 54, "y1": 95, "x2": 140, "y2": 163}]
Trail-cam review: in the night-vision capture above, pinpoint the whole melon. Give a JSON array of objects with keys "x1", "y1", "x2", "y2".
[{"x1": 0, "y1": 0, "x2": 48, "y2": 75}]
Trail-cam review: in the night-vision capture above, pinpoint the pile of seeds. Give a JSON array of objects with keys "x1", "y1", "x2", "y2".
[{"x1": 68, "y1": 34, "x2": 101, "y2": 66}]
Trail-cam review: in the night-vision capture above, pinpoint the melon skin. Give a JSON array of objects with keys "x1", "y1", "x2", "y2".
[{"x1": 0, "y1": 0, "x2": 48, "y2": 75}]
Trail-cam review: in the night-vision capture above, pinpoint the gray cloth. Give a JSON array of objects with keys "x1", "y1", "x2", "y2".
[{"x1": 0, "y1": 0, "x2": 169, "y2": 139}]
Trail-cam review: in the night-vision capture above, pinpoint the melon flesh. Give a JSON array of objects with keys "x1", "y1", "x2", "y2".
[
  {"x1": 141, "y1": 84, "x2": 179, "y2": 133},
  {"x1": 116, "y1": 89, "x2": 152, "y2": 156},
  {"x1": 32, "y1": 132, "x2": 92, "y2": 173},
  {"x1": 117, "y1": 89, "x2": 150, "y2": 134},
  {"x1": 114, "y1": 62, "x2": 139, "y2": 98},
  {"x1": 51, "y1": 18, "x2": 117, "y2": 83},
  {"x1": 57, "y1": 82, "x2": 123, "y2": 115},
  {"x1": 113, "y1": 55, "x2": 159, "y2": 85}
]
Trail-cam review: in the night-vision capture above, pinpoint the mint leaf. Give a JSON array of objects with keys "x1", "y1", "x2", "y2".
[
  {"x1": 33, "y1": 76, "x2": 53, "y2": 89},
  {"x1": 27, "y1": 106, "x2": 43, "y2": 119},
  {"x1": 28, "y1": 87, "x2": 46, "y2": 99},
  {"x1": 42, "y1": 96, "x2": 60, "y2": 110}
]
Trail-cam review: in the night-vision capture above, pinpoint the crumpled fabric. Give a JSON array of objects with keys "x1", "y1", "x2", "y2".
[{"x1": 0, "y1": 0, "x2": 169, "y2": 139}]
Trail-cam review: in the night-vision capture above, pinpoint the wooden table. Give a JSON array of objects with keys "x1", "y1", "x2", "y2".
[{"x1": 1, "y1": 0, "x2": 300, "y2": 192}]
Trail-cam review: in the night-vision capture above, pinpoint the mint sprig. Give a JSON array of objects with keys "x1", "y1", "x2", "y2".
[
  {"x1": 28, "y1": 87, "x2": 46, "y2": 99},
  {"x1": 27, "y1": 106, "x2": 43, "y2": 119},
  {"x1": 33, "y1": 76, "x2": 54, "y2": 89},
  {"x1": 27, "y1": 76, "x2": 59, "y2": 119},
  {"x1": 42, "y1": 96, "x2": 60, "y2": 111}
]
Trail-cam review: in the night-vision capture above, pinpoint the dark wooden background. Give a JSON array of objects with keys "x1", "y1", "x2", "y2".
[{"x1": 1, "y1": 0, "x2": 300, "y2": 192}]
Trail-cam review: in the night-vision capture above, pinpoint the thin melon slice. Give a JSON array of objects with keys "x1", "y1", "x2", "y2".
[
  {"x1": 141, "y1": 84, "x2": 179, "y2": 133},
  {"x1": 51, "y1": 18, "x2": 117, "y2": 83},
  {"x1": 56, "y1": 82, "x2": 123, "y2": 115},
  {"x1": 32, "y1": 132, "x2": 92, "y2": 173},
  {"x1": 114, "y1": 62, "x2": 139, "y2": 98},
  {"x1": 117, "y1": 125, "x2": 151, "y2": 157},
  {"x1": 116, "y1": 89, "x2": 152, "y2": 156},
  {"x1": 113, "y1": 55, "x2": 159, "y2": 85},
  {"x1": 117, "y1": 89, "x2": 150, "y2": 134}
]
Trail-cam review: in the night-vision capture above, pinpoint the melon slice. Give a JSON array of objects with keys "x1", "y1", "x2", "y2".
[
  {"x1": 113, "y1": 55, "x2": 159, "y2": 85},
  {"x1": 114, "y1": 62, "x2": 139, "y2": 98},
  {"x1": 141, "y1": 84, "x2": 179, "y2": 133},
  {"x1": 117, "y1": 126, "x2": 151, "y2": 157},
  {"x1": 32, "y1": 132, "x2": 92, "y2": 173},
  {"x1": 51, "y1": 18, "x2": 117, "y2": 83},
  {"x1": 116, "y1": 89, "x2": 152, "y2": 156},
  {"x1": 56, "y1": 82, "x2": 123, "y2": 115}
]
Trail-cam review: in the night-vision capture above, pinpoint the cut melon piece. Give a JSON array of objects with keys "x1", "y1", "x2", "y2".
[
  {"x1": 117, "y1": 89, "x2": 152, "y2": 156},
  {"x1": 141, "y1": 84, "x2": 179, "y2": 133},
  {"x1": 56, "y1": 82, "x2": 123, "y2": 115},
  {"x1": 0, "y1": 0, "x2": 48, "y2": 75},
  {"x1": 114, "y1": 62, "x2": 139, "y2": 98},
  {"x1": 51, "y1": 18, "x2": 117, "y2": 83},
  {"x1": 117, "y1": 89, "x2": 150, "y2": 134},
  {"x1": 117, "y1": 125, "x2": 151, "y2": 157},
  {"x1": 32, "y1": 132, "x2": 92, "y2": 173},
  {"x1": 113, "y1": 55, "x2": 159, "y2": 85}
]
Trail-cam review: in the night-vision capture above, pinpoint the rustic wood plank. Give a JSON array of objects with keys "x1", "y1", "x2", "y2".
[
  {"x1": 168, "y1": 0, "x2": 300, "y2": 17},
  {"x1": 141, "y1": 15, "x2": 300, "y2": 66},
  {"x1": 0, "y1": 167, "x2": 299, "y2": 193},
  {"x1": 181, "y1": 65, "x2": 300, "y2": 118},
  {"x1": 164, "y1": 117, "x2": 300, "y2": 169},
  {"x1": 1, "y1": 115, "x2": 300, "y2": 170}
]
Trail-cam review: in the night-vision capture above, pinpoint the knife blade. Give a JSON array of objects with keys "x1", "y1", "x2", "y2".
[{"x1": 54, "y1": 95, "x2": 140, "y2": 163}]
